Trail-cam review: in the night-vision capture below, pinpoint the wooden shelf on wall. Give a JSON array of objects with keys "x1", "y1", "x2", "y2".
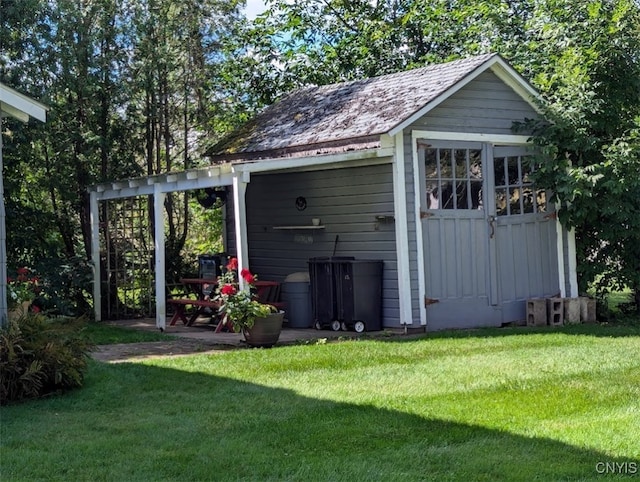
[{"x1": 272, "y1": 225, "x2": 326, "y2": 231}]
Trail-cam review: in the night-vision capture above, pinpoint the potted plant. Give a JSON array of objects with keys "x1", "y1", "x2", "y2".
[
  {"x1": 7, "y1": 267, "x2": 41, "y2": 320},
  {"x1": 215, "y1": 258, "x2": 284, "y2": 347}
]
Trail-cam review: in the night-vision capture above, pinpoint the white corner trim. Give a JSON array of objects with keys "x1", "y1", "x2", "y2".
[
  {"x1": 566, "y1": 227, "x2": 579, "y2": 297},
  {"x1": 411, "y1": 138, "x2": 428, "y2": 326},
  {"x1": 555, "y1": 212, "x2": 566, "y2": 298},
  {"x1": 411, "y1": 130, "x2": 531, "y2": 145},
  {"x1": 392, "y1": 133, "x2": 413, "y2": 325}
]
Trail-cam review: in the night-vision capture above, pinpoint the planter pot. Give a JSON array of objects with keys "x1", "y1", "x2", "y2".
[
  {"x1": 8, "y1": 301, "x2": 31, "y2": 321},
  {"x1": 242, "y1": 311, "x2": 284, "y2": 348}
]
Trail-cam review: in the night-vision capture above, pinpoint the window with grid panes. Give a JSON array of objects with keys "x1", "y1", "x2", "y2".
[
  {"x1": 493, "y1": 155, "x2": 546, "y2": 216},
  {"x1": 425, "y1": 148, "x2": 483, "y2": 210}
]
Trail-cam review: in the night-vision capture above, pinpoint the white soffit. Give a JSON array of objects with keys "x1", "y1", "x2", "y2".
[{"x1": 0, "y1": 83, "x2": 48, "y2": 123}]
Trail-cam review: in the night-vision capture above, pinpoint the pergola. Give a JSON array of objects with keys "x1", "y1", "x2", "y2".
[
  {"x1": 0, "y1": 83, "x2": 48, "y2": 325},
  {"x1": 88, "y1": 147, "x2": 390, "y2": 331}
]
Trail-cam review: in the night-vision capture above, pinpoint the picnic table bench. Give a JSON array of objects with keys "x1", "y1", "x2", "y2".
[{"x1": 167, "y1": 298, "x2": 221, "y2": 328}]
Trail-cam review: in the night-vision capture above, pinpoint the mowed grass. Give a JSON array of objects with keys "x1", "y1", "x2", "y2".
[{"x1": 2, "y1": 324, "x2": 639, "y2": 481}]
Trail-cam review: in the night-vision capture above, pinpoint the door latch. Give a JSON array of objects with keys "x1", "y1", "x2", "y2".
[
  {"x1": 488, "y1": 215, "x2": 496, "y2": 239},
  {"x1": 424, "y1": 296, "x2": 439, "y2": 307}
]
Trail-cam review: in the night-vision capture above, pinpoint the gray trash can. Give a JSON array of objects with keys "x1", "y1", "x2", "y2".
[{"x1": 281, "y1": 272, "x2": 312, "y2": 328}]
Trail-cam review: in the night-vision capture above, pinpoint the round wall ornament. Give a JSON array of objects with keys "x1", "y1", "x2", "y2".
[{"x1": 295, "y1": 196, "x2": 307, "y2": 211}]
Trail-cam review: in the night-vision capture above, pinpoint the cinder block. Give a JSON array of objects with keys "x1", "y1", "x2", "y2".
[
  {"x1": 580, "y1": 297, "x2": 597, "y2": 323},
  {"x1": 547, "y1": 298, "x2": 564, "y2": 326},
  {"x1": 564, "y1": 298, "x2": 581, "y2": 325},
  {"x1": 527, "y1": 298, "x2": 548, "y2": 326}
]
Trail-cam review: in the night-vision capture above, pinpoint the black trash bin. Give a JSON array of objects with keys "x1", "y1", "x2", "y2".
[{"x1": 308, "y1": 257, "x2": 383, "y2": 332}]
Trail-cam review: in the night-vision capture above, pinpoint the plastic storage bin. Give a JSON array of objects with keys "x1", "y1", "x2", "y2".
[
  {"x1": 308, "y1": 257, "x2": 383, "y2": 332},
  {"x1": 198, "y1": 253, "x2": 227, "y2": 297},
  {"x1": 198, "y1": 253, "x2": 227, "y2": 279},
  {"x1": 281, "y1": 272, "x2": 312, "y2": 328}
]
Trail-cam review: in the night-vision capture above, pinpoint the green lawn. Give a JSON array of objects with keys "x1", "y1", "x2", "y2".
[{"x1": 2, "y1": 323, "x2": 639, "y2": 481}]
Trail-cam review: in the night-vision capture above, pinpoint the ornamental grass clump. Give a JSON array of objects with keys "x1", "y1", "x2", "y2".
[{"x1": 214, "y1": 257, "x2": 275, "y2": 333}]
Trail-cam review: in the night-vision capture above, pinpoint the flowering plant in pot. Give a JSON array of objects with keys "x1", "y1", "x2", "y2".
[
  {"x1": 7, "y1": 267, "x2": 41, "y2": 316},
  {"x1": 215, "y1": 258, "x2": 282, "y2": 345}
]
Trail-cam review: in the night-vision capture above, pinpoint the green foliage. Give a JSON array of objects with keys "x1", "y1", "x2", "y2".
[
  {"x1": 0, "y1": 313, "x2": 94, "y2": 405},
  {"x1": 519, "y1": 1, "x2": 640, "y2": 310}
]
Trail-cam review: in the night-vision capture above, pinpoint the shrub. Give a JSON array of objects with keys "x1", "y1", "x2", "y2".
[{"x1": 0, "y1": 313, "x2": 94, "y2": 405}]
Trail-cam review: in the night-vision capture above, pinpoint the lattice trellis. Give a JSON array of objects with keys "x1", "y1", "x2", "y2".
[{"x1": 101, "y1": 197, "x2": 155, "y2": 319}]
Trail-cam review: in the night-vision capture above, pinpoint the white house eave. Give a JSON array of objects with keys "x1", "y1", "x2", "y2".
[
  {"x1": 0, "y1": 83, "x2": 48, "y2": 123},
  {"x1": 387, "y1": 56, "x2": 542, "y2": 137}
]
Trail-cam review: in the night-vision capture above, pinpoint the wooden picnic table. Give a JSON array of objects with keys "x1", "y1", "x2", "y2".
[{"x1": 167, "y1": 278, "x2": 225, "y2": 330}]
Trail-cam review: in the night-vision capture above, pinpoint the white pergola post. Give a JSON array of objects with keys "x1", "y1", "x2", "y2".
[
  {"x1": 154, "y1": 184, "x2": 167, "y2": 330},
  {"x1": 232, "y1": 170, "x2": 250, "y2": 290},
  {"x1": 90, "y1": 191, "x2": 102, "y2": 321}
]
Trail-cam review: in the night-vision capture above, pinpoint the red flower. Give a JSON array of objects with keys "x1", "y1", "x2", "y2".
[
  {"x1": 17, "y1": 267, "x2": 28, "y2": 276},
  {"x1": 226, "y1": 257, "x2": 238, "y2": 271},
  {"x1": 240, "y1": 269, "x2": 255, "y2": 284},
  {"x1": 221, "y1": 284, "x2": 236, "y2": 296}
]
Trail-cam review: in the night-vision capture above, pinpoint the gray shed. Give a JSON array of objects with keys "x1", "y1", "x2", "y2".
[{"x1": 89, "y1": 53, "x2": 578, "y2": 331}]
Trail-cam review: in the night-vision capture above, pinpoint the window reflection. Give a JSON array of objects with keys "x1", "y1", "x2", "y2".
[
  {"x1": 425, "y1": 148, "x2": 483, "y2": 210},
  {"x1": 493, "y1": 154, "x2": 546, "y2": 216}
]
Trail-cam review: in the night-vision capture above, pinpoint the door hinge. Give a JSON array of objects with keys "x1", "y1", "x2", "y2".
[{"x1": 424, "y1": 296, "x2": 439, "y2": 307}]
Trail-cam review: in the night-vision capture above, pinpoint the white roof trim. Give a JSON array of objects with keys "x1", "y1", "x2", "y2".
[
  {"x1": 234, "y1": 146, "x2": 394, "y2": 174},
  {"x1": 89, "y1": 146, "x2": 395, "y2": 201},
  {"x1": 411, "y1": 130, "x2": 531, "y2": 145},
  {"x1": 0, "y1": 83, "x2": 48, "y2": 123},
  {"x1": 388, "y1": 56, "x2": 541, "y2": 137}
]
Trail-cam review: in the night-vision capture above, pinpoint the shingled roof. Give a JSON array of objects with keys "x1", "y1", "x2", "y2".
[{"x1": 209, "y1": 53, "x2": 531, "y2": 161}]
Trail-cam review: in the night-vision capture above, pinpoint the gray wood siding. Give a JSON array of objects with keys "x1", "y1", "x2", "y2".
[
  {"x1": 408, "y1": 71, "x2": 539, "y2": 134},
  {"x1": 241, "y1": 163, "x2": 401, "y2": 327}
]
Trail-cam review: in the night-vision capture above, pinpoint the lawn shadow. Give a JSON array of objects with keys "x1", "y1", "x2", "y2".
[{"x1": 3, "y1": 361, "x2": 638, "y2": 481}]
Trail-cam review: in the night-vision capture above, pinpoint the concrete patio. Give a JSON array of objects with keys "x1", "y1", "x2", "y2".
[{"x1": 92, "y1": 317, "x2": 406, "y2": 363}]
